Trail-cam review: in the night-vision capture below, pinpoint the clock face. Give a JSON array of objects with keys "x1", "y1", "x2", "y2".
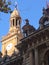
[{"x1": 6, "y1": 43, "x2": 13, "y2": 51}]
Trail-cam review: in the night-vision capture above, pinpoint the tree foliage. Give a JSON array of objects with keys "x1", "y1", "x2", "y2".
[{"x1": 0, "y1": 0, "x2": 12, "y2": 13}]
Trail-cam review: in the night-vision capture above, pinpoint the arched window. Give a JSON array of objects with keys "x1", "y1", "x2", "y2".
[
  {"x1": 13, "y1": 19, "x2": 14, "y2": 26},
  {"x1": 16, "y1": 19, "x2": 17, "y2": 26}
]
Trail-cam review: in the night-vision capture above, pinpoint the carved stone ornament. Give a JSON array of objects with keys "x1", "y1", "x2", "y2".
[{"x1": 46, "y1": 41, "x2": 49, "y2": 47}]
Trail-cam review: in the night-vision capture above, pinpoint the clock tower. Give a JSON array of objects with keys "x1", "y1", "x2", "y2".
[{"x1": 1, "y1": 8, "x2": 23, "y2": 56}]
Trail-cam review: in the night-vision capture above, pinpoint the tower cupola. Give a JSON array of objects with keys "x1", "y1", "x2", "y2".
[{"x1": 9, "y1": 8, "x2": 21, "y2": 33}]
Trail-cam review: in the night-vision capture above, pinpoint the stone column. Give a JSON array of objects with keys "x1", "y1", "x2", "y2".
[
  {"x1": 42, "y1": 62, "x2": 44, "y2": 65},
  {"x1": 35, "y1": 48, "x2": 38, "y2": 65},
  {"x1": 41, "y1": 60, "x2": 44, "y2": 65},
  {"x1": 41, "y1": 59, "x2": 44, "y2": 65},
  {"x1": 29, "y1": 51, "x2": 34, "y2": 65}
]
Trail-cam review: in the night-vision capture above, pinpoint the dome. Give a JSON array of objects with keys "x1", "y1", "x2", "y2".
[{"x1": 10, "y1": 8, "x2": 20, "y2": 18}]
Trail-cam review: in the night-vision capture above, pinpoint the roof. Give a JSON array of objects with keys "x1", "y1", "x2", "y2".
[{"x1": 10, "y1": 8, "x2": 20, "y2": 18}]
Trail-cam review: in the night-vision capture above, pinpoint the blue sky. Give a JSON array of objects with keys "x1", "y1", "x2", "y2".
[{"x1": 0, "y1": 0, "x2": 48, "y2": 51}]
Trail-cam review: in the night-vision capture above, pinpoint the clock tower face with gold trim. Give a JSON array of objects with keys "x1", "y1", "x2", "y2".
[{"x1": 2, "y1": 8, "x2": 23, "y2": 56}]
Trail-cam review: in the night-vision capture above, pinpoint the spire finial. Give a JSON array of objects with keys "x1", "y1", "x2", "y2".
[
  {"x1": 46, "y1": 0, "x2": 49, "y2": 8},
  {"x1": 15, "y1": 1, "x2": 18, "y2": 10}
]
